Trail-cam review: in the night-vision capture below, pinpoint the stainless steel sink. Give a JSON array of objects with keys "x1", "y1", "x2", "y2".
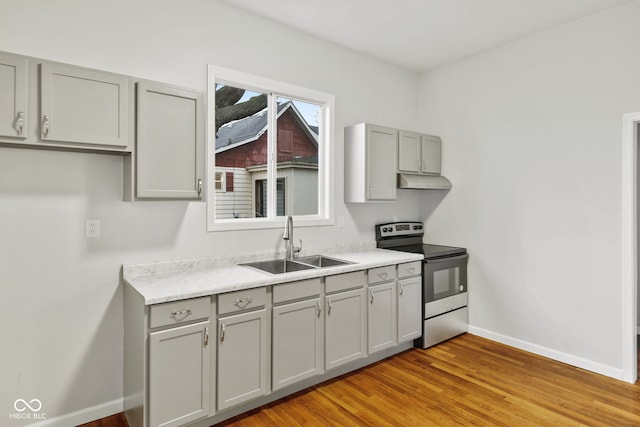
[
  {"x1": 241, "y1": 259, "x2": 315, "y2": 274},
  {"x1": 241, "y1": 255, "x2": 352, "y2": 274},
  {"x1": 295, "y1": 255, "x2": 352, "y2": 268}
]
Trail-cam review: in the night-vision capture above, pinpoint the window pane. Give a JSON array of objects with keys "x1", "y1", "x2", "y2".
[
  {"x1": 214, "y1": 84, "x2": 268, "y2": 220},
  {"x1": 275, "y1": 97, "x2": 320, "y2": 216}
]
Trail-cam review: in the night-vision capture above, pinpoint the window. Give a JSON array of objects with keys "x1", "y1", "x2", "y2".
[
  {"x1": 214, "y1": 172, "x2": 226, "y2": 192},
  {"x1": 207, "y1": 66, "x2": 334, "y2": 231},
  {"x1": 256, "y1": 178, "x2": 285, "y2": 217}
]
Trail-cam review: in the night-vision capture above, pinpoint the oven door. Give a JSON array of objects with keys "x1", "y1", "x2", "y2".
[{"x1": 424, "y1": 254, "x2": 468, "y2": 302}]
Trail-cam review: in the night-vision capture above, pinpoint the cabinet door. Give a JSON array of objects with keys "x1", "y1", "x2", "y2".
[
  {"x1": 40, "y1": 62, "x2": 129, "y2": 148},
  {"x1": 136, "y1": 82, "x2": 204, "y2": 199},
  {"x1": 421, "y1": 135, "x2": 441, "y2": 175},
  {"x1": 368, "y1": 282, "x2": 397, "y2": 354},
  {"x1": 0, "y1": 52, "x2": 27, "y2": 139},
  {"x1": 325, "y1": 288, "x2": 366, "y2": 370},
  {"x1": 366, "y1": 125, "x2": 397, "y2": 200},
  {"x1": 398, "y1": 130, "x2": 420, "y2": 173},
  {"x1": 217, "y1": 309, "x2": 267, "y2": 410},
  {"x1": 148, "y1": 321, "x2": 210, "y2": 427},
  {"x1": 272, "y1": 298, "x2": 323, "y2": 390},
  {"x1": 398, "y1": 277, "x2": 422, "y2": 342}
]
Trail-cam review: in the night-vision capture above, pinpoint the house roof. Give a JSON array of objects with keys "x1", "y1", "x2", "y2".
[{"x1": 216, "y1": 101, "x2": 318, "y2": 153}]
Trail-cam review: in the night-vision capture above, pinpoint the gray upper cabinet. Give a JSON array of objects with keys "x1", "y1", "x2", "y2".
[
  {"x1": 0, "y1": 51, "x2": 132, "y2": 153},
  {"x1": 421, "y1": 134, "x2": 441, "y2": 175},
  {"x1": 0, "y1": 52, "x2": 28, "y2": 139},
  {"x1": 398, "y1": 130, "x2": 420, "y2": 173},
  {"x1": 40, "y1": 62, "x2": 130, "y2": 149},
  {"x1": 345, "y1": 123, "x2": 398, "y2": 203},
  {"x1": 135, "y1": 81, "x2": 204, "y2": 200},
  {"x1": 398, "y1": 130, "x2": 442, "y2": 176}
]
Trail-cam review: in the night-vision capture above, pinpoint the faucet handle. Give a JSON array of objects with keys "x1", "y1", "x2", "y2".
[{"x1": 294, "y1": 239, "x2": 302, "y2": 254}]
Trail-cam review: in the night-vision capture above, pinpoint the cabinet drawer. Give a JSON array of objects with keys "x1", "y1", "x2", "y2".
[
  {"x1": 368, "y1": 265, "x2": 396, "y2": 284},
  {"x1": 218, "y1": 287, "x2": 266, "y2": 316},
  {"x1": 150, "y1": 296, "x2": 210, "y2": 329},
  {"x1": 325, "y1": 271, "x2": 365, "y2": 294},
  {"x1": 273, "y1": 278, "x2": 322, "y2": 304},
  {"x1": 398, "y1": 261, "x2": 421, "y2": 278}
]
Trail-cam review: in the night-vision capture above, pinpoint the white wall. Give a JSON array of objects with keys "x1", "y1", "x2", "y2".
[
  {"x1": 418, "y1": 1, "x2": 640, "y2": 375},
  {"x1": 0, "y1": 0, "x2": 420, "y2": 424}
]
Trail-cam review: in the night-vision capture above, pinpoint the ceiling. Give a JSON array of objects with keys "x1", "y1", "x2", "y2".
[{"x1": 223, "y1": 0, "x2": 633, "y2": 71}]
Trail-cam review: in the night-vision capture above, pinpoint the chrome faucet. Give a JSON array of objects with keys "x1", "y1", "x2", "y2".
[{"x1": 283, "y1": 215, "x2": 302, "y2": 260}]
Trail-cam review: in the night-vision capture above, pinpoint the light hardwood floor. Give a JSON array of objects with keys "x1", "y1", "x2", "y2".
[{"x1": 80, "y1": 334, "x2": 640, "y2": 427}]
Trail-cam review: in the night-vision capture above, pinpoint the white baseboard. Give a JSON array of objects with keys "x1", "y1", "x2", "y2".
[
  {"x1": 468, "y1": 325, "x2": 624, "y2": 380},
  {"x1": 27, "y1": 398, "x2": 123, "y2": 427}
]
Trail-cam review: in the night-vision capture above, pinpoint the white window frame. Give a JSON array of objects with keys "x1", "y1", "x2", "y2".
[{"x1": 207, "y1": 65, "x2": 335, "y2": 231}]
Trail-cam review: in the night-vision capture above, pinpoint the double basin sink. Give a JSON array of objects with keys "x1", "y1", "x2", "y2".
[{"x1": 241, "y1": 255, "x2": 352, "y2": 274}]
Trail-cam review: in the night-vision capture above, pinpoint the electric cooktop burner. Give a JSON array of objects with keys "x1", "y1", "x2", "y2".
[{"x1": 375, "y1": 221, "x2": 466, "y2": 260}]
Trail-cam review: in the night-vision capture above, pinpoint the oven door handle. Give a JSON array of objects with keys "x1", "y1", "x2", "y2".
[{"x1": 424, "y1": 254, "x2": 468, "y2": 264}]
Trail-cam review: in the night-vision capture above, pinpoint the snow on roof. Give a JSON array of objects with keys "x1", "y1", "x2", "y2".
[{"x1": 215, "y1": 101, "x2": 318, "y2": 153}]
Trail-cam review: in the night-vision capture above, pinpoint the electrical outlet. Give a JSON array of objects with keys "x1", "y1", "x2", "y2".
[{"x1": 86, "y1": 219, "x2": 100, "y2": 238}]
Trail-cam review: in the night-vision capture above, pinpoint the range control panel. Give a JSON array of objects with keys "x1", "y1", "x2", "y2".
[{"x1": 376, "y1": 221, "x2": 424, "y2": 239}]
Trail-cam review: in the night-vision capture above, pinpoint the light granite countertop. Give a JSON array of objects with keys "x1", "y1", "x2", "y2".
[{"x1": 123, "y1": 243, "x2": 423, "y2": 305}]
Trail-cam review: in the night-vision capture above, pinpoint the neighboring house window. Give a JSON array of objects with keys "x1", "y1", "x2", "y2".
[
  {"x1": 256, "y1": 178, "x2": 285, "y2": 217},
  {"x1": 215, "y1": 171, "x2": 226, "y2": 192},
  {"x1": 207, "y1": 66, "x2": 334, "y2": 230}
]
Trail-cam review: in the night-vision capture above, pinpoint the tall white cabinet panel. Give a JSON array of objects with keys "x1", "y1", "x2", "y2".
[
  {"x1": 148, "y1": 321, "x2": 210, "y2": 427},
  {"x1": 40, "y1": 63, "x2": 129, "y2": 148},
  {"x1": 0, "y1": 52, "x2": 27, "y2": 139},
  {"x1": 325, "y1": 287, "x2": 366, "y2": 370},
  {"x1": 217, "y1": 309, "x2": 268, "y2": 410},
  {"x1": 397, "y1": 130, "x2": 420, "y2": 173},
  {"x1": 136, "y1": 82, "x2": 204, "y2": 199},
  {"x1": 272, "y1": 298, "x2": 323, "y2": 390},
  {"x1": 398, "y1": 277, "x2": 422, "y2": 342},
  {"x1": 345, "y1": 123, "x2": 398, "y2": 202},
  {"x1": 368, "y1": 282, "x2": 397, "y2": 354},
  {"x1": 421, "y1": 135, "x2": 441, "y2": 174}
]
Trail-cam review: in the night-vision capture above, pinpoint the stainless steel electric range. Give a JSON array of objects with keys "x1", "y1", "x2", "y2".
[{"x1": 376, "y1": 221, "x2": 469, "y2": 348}]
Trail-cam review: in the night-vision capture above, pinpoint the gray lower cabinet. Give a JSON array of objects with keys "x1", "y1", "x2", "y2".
[
  {"x1": 125, "y1": 263, "x2": 420, "y2": 427},
  {"x1": 148, "y1": 321, "x2": 211, "y2": 427},
  {"x1": 217, "y1": 308, "x2": 268, "y2": 410},
  {"x1": 367, "y1": 265, "x2": 398, "y2": 354},
  {"x1": 272, "y1": 278, "x2": 323, "y2": 390},
  {"x1": 325, "y1": 272, "x2": 367, "y2": 370},
  {"x1": 0, "y1": 52, "x2": 28, "y2": 139},
  {"x1": 397, "y1": 261, "x2": 423, "y2": 343},
  {"x1": 398, "y1": 276, "x2": 422, "y2": 342},
  {"x1": 135, "y1": 81, "x2": 204, "y2": 199},
  {"x1": 368, "y1": 281, "x2": 398, "y2": 354}
]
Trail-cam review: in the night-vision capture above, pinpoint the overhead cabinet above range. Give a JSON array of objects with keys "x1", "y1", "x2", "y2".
[
  {"x1": 398, "y1": 130, "x2": 441, "y2": 175},
  {"x1": 345, "y1": 122, "x2": 451, "y2": 202}
]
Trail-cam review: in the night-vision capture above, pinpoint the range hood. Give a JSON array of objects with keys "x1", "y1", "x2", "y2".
[{"x1": 397, "y1": 173, "x2": 452, "y2": 190}]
